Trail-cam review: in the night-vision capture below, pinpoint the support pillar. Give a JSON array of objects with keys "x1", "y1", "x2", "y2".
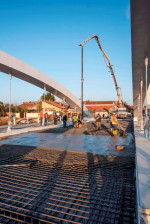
[
  {"x1": 37, "y1": 116, "x2": 40, "y2": 124},
  {"x1": 62, "y1": 98, "x2": 65, "y2": 116},
  {"x1": 13, "y1": 116, "x2": 16, "y2": 125},
  {"x1": 147, "y1": 84, "x2": 150, "y2": 112},
  {"x1": 44, "y1": 84, "x2": 46, "y2": 102}
]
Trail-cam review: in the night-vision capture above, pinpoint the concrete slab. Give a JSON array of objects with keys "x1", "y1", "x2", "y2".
[
  {"x1": 135, "y1": 132, "x2": 150, "y2": 223},
  {"x1": 0, "y1": 132, "x2": 135, "y2": 157},
  {"x1": 0, "y1": 122, "x2": 67, "y2": 139},
  {"x1": 0, "y1": 120, "x2": 136, "y2": 223}
]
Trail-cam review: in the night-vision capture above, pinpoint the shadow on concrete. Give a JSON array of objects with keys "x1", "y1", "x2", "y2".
[
  {"x1": 83, "y1": 122, "x2": 113, "y2": 136},
  {"x1": 118, "y1": 120, "x2": 133, "y2": 133},
  {"x1": 101, "y1": 123, "x2": 113, "y2": 136},
  {"x1": 115, "y1": 120, "x2": 134, "y2": 137},
  {"x1": 86, "y1": 153, "x2": 137, "y2": 223},
  {"x1": 39, "y1": 124, "x2": 75, "y2": 134},
  {"x1": 0, "y1": 143, "x2": 137, "y2": 223},
  {"x1": 86, "y1": 152, "x2": 104, "y2": 223},
  {"x1": 125, "y1": 120, "x2": 134, "y2": 133},
  {"x1": 0, "y1": 144, "x2": 36, "y2": 164},
  {"x1": 0, "y1": 145, "x2": 68, "y2": 223},
  {"x1": 32, "y1": 150, "x2": 67, "y2": 215}
]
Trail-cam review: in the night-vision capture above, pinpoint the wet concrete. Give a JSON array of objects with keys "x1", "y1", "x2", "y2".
[
  {"x1": 40, "y1": 119, "x2": 134, "y2": 136},
  {"x1": 0, "y1": 132, "x2": 135, "y2": 157}
]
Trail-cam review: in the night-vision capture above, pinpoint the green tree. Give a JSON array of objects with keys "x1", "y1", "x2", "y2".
[
  {"x1": 11, "y1": 105, "x2": 22, "y2": 113},
  {"x1": 12, "y1": 105, "x2": 28, "y2": 113},
  {"x1": 20, "y1": 107, "x2": 28, "y2": 113},
  {"x1": 4, "y1": 104, "x2": 9, "y2": 112},
  {"x1": 11, "y1": 106, "x2": 16, "y2": 113},
  {"x1": 36, "y1": 101, "x2": 42, "y2": 112},
  {"x1": 14, "y1": 106, "x2": 20, "y2": 113},
  {"x1": 0, "y1": 101, "x2": 4, "y2": 113},
  {"x1": 41, "y1": 92, "x2": 55, "y2": 101}
]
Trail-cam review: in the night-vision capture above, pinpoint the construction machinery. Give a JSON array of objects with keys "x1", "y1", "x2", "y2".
[
  {"x1": 79, "y1": 34, "x2": 124, "y2": 107},
  {"x1": 117, "y1": 107, "x2": 128, "y2": 119}
]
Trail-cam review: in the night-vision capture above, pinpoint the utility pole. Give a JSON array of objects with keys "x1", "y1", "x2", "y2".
[
  {"x1": 78, "y1": 43, "x2": 84, "y2": 119},
  {"x1": 81, "y1": 45, "x2": 84, "y2": 119},
  {"x1": 7, "y1": 73, "x2": 12, "y2": 132}
]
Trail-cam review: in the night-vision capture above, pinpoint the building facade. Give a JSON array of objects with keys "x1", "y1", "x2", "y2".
[{"x1": 84, "y1": 101, "x2": 118, "y2": 117}]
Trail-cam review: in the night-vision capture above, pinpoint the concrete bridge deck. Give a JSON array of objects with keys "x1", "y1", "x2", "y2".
[{"x1": 0, "y1": 120, "x2": 137, "y2": 223}]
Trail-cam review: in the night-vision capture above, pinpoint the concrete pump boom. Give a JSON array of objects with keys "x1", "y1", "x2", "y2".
[{"x1": 79, "y1": 34, "x2": 123, "y2": 107}]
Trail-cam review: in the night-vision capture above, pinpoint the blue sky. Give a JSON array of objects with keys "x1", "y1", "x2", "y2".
[{"x1": 0, "y1": 0, "x2": 132, "y2": 104}]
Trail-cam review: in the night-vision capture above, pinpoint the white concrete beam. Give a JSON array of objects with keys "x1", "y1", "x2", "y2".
[
  {"x1": 147, "y1": 84, "x2": 150, "y2": 109},
  {"x1": 0, "y1": 50, "x2": 92, "y2": 117}
]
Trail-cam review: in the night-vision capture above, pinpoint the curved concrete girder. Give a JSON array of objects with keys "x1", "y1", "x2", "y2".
[{"x1": 0, "y1": 50, "x2": 91, "y2": 117}]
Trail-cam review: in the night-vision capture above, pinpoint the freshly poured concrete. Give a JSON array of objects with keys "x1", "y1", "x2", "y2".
[
  {"x1": 0, "y1": 132, "x2": 135, "y2": 157},
  {"x1": 0, "y1": 122, "x2": 68, "y2": 138}
]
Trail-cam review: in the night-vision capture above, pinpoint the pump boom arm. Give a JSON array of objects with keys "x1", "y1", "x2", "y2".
[{"x1": 79, "y1": 34, "x2": 123, "y2": 106}]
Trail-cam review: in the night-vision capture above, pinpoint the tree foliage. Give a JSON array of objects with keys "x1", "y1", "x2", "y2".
[
  {"x1": 11, "y1": 106, "x2": 28, "y2": 113},
  {"x1": 36, "y1": 101, "x2": 42, "y2": 112},
  {"x1": 41, "y1": 92, "x2": 55, "y2": 101},
  {"x1": 0, "y1": 101, "x2": 4, "y2": 112},
  {"x1": 0, "y1": 102, "x2": 29, "y2": 115}
]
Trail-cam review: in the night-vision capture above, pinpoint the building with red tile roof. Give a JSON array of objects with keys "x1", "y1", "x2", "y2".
[
  {"x1": 19, "y1": 101, "x2": 37, "y2": 111},
  {"x1": 84, "y1": 101, "x2": 118, "y2": 117}
]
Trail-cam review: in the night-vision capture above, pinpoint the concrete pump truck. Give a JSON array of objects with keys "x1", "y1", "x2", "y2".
[{"x1": 79, "y1": 34, "x2": 128, "y2": 118}]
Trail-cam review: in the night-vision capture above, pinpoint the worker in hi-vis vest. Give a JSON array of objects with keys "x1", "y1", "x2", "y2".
[
  {"x1": 73, "y1": 113, "x2": 78, "y2": 128},
  {"x1": 39, "y1": 110, "x2": 43, "y2": 126},
  {"x1": 111, "y1": 113, "x2": 118, "y2": 131}
]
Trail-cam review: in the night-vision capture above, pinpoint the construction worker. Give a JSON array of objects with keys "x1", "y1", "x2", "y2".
[
  {"x1": 39, "y1": 110, "x2": 43, "y2": 126},
  {"x1": 73, "y1": 113, "x2": 78, "y2": 128},
  {"x1": 63, "y1": 113, "x2": 67, "y2": 127},
  {"x1": 54, "y1": 113, "x2": 57, "y2": 125},
  {"x1": 96, "y1": 114, "x2": 101, "y2": 130},
  {"x1": 44, "y1": 112, "x2": 48, "y2": 126},
  {"x1": 111, "y1": 113, "x2": 118, "y2": 135},
  {"x1": 77, "y1": 113, "x2": 82, "y2": 128},
  {"x1": 110, "y1": 113, "x2": 113, "y2": 131}
]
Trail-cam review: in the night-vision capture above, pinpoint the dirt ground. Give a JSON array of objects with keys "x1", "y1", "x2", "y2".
[{"x1": 0, "y1": 144, "x2": 121, "y2": 166}]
